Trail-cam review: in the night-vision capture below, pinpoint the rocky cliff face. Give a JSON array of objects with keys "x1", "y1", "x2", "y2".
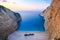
[
  {"x1": 40, "y1": 0, "x2": 60, "y2": 40},
  {"x1": 0, "y1": 5, "x2": 21, "y2": 40}
]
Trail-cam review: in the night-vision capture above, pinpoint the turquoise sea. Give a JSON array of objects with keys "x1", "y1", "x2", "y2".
[{"x1": 17, "y1": 11, "x2": 45, "y2": 32}]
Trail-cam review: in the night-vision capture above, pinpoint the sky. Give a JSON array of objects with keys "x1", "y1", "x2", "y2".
[{"x1": 0, "y1": 0, "x2": 52, "y2": 11}]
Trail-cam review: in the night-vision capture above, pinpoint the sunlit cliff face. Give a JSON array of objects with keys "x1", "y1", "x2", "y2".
[{"x1": 41, "y1": 0, "x2": 60, "y2": 40}]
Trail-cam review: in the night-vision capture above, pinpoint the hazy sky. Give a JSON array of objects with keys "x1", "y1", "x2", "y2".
[{"x1": 0, "y1": 0, "x2": 52, "y2": 11}]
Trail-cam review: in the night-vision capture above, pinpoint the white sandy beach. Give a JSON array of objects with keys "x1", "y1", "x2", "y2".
[{"x1": 8, "y1": 31, "x2": 48, "y2": 40}]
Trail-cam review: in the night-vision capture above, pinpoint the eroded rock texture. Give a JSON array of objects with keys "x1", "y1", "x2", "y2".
[
  {"x1": 0, "y1": 5, "x2": 21, "y2": 40},
  {"x1": 41, "y1": 0, "x2": 60, "y2": 40}
]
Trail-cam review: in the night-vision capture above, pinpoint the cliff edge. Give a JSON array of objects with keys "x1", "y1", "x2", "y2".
[
  {"x1": 0, "y1": 5, "x2": 21, "y2": 40},
  {"x1": 40, "y1": 0, "x2": 60, "y2": 40}
]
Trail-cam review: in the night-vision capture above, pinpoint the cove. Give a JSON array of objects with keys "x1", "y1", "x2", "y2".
[{"x1": 17, "y1": 11, "x2": 45, "y2": 32}]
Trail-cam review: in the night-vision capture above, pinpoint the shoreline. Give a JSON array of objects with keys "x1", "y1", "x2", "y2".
[{"x1": 8, "y1": 31, "x2": 48, "y2": 40}]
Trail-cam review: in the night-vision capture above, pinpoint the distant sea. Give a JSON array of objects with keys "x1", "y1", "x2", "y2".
[{"x1": 16, "y1": 10, "x2": 45, "y2": 32}]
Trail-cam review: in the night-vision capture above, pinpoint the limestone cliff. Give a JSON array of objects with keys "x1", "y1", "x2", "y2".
[
  {"x1": 0, "y1": 5, "x2": 21, "y2": 40},
  {"x1": 40, "y1": 0, "x2": 60, "y2": 40}
]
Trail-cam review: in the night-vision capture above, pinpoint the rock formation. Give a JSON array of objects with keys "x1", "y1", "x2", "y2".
[
  {"x1": 40, "y1": 0, "x2": 60, "y2": 40},
  {"x1": 0, "y1": 5, "x2": 21, "y2": 40}
]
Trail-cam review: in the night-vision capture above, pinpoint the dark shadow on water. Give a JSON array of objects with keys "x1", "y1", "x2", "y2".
[{"x1": 39, "y1": 15, "x2": 45, "y2": 31}]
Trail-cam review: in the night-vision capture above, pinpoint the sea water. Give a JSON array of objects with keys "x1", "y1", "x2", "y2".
[
  {"x1": 17, "y1": 11, "x2": 45, "y2": 32},
  {"x1": 8, "y1": 11, "x2": 47, "y2": 40}
]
